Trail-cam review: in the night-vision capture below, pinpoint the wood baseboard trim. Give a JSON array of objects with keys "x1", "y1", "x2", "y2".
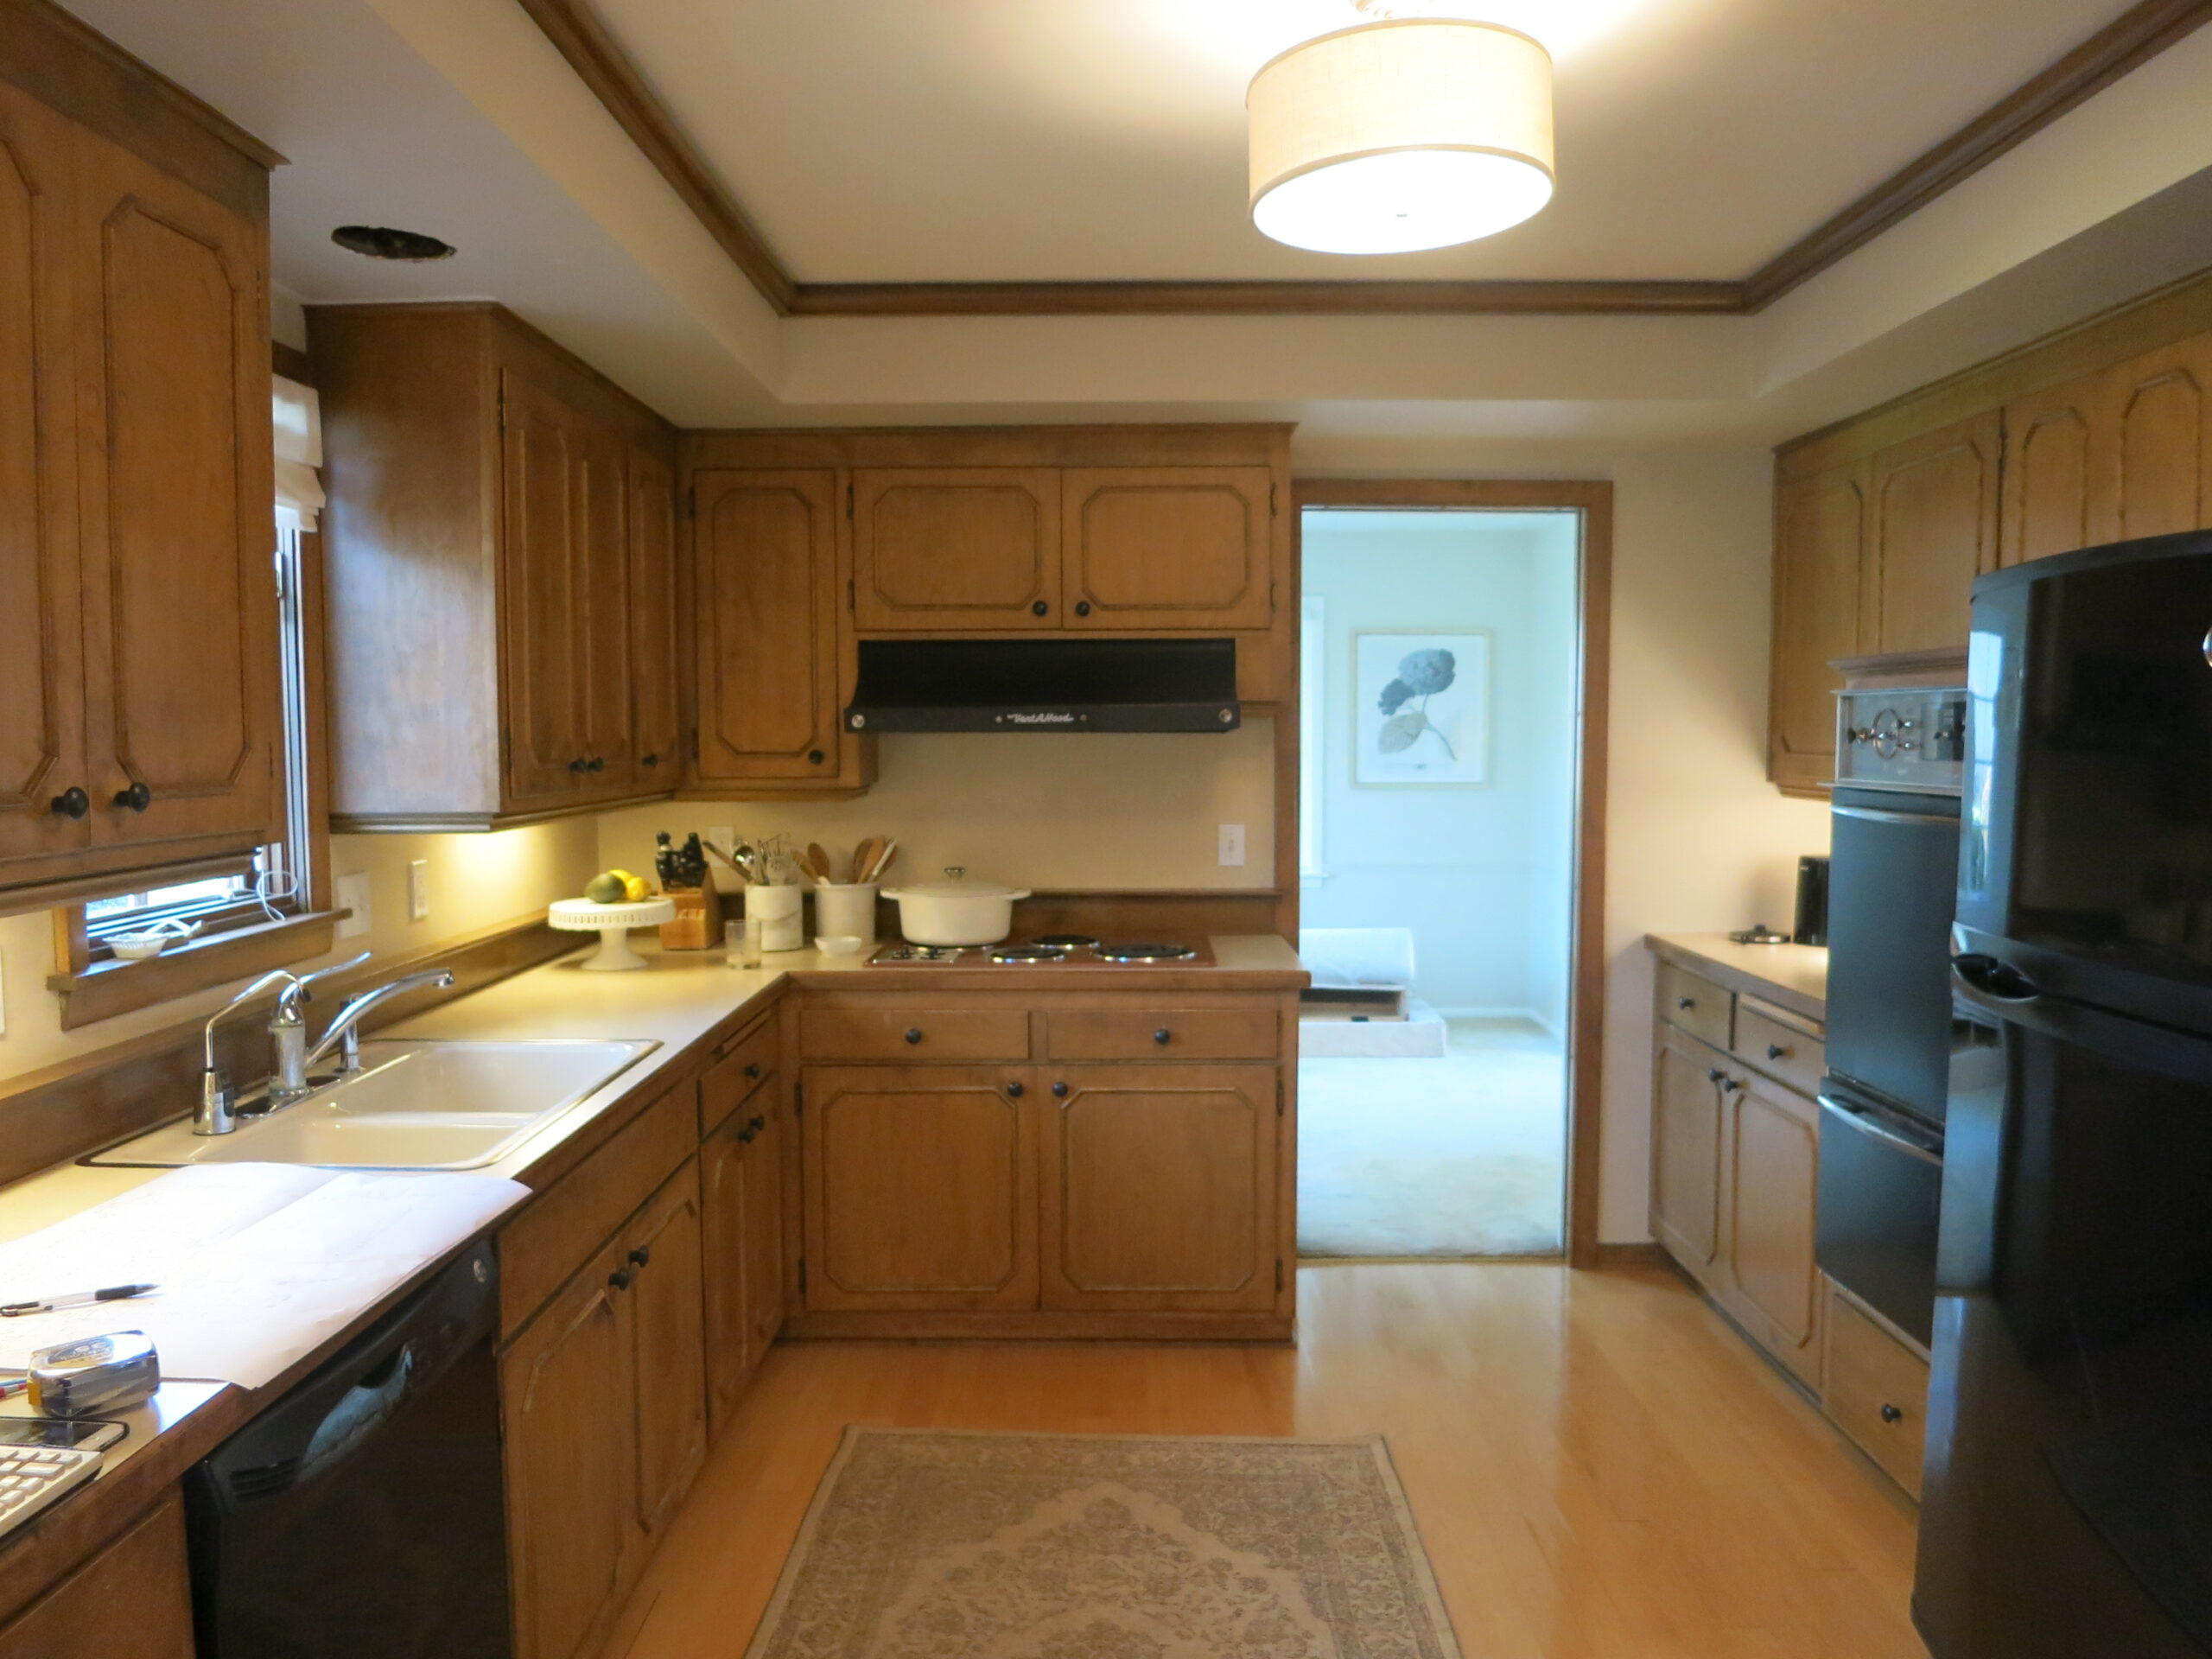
[
  {"x1": 1592, "y1": 1242, "x2": 1670, "y2": 1270},
  {"x1": 782, "y1": 1309, "x2": 1296, "y2": 1343}
]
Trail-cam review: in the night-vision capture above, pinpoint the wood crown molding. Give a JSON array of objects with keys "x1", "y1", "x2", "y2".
[{"x1": 517, "y1": 0, "x2": 2212, "y2": 318}]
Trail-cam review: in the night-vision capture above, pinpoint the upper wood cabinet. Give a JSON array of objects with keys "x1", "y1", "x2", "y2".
[
  {"x1": 0, "y1": 25, "x2": 283, "y2": 897},
  {"x1": 1862, "y1": 413, "x2": 1999, "y2": 658},
  {"x1": 311, "y1": 303, "x2": 679, "y2": 830},
  {"x1": 1063, "y1": 467, "x2": 1274, "y2": 630},
  {"x1": 1768, "y1": 457, "x2": 1867, "y2": 796},
  {"x1": 1999, "y1": 370, "x2": 2098, "y2": 567},
  {"x1": 690, "y1": 467, "x2": 871, "y2": 793},
  {"x1": 853, "y1": 467, "x2": 1060, "y2": 629},
  {"x1": 2095, "y1": 334, "x2": 2212, "y2": 546}
]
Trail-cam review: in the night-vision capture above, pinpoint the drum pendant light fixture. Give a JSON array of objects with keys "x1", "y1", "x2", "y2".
[{"x1": 1247, "y1": 17, "x2": 1555, "y2": 255}]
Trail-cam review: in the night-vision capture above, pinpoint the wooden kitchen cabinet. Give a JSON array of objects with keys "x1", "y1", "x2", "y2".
[
  {"x1": 624, "y1": 1163, "x2": 707, "y2": 1540},
  {"x1": 852, "y1": 467, "x2": 1061, "y2": 629},
  {"x1": 311, "y1": 302, "x2": 679, "y2": 830},
  {"x1": 1999, "y1": 369, "x2": 2099, "y2": 566},
  {"x1": 0, "y1": 1491, "x2": 194, "y2": 1659},
  {"x1": 1768, "y1": 457, "x2": 1867, "y2": 795},
  {"x1": 2093, "y1": 333, "x2": 2212, "y2": 546},
  {"x1": 1722, "y1": 1070, "x2": 1823, "y2": 1388},
  {"x1": 702, "y1": 1090, "x2": 785, "y2": 1433},
  {"x1": 800, "y1": 1065, "x2": 1039, "y2": 1312},
  {"x1": 1650, "y1": 1026, "x2": 1726, "y2": 1290},
  {"x1": 1062, "y1": 467, "x2": 1274, "y2": 630},
  {"x1": 689, "y1": 468, "x2": 870, "y2": 791},
  {"x1": 1038, "y1": 1064, "x2": 1280, "y2": 1312},
  {"x1": 1862, "y1": 412, "x2": 2000, "y2": 658},
  {"x1": 0, "y1": 26, "x2": 284, "y2": 898}
]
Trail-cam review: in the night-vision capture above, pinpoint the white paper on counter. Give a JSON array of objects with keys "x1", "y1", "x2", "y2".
[{"x1": 0, "y1": 1164, "x2": 526, "y2": 1389}]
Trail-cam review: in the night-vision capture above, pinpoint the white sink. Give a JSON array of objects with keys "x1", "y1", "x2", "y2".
[{"x1": 88, "y1": 1039, "x2": 658, "y2": 1171}]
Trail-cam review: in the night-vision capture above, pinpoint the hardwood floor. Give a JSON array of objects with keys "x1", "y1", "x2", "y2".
[{"x1": 599, "y1": 1262, "x2": 1925, "y2": 1659}]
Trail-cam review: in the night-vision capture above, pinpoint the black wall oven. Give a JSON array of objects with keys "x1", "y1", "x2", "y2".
[{"x1": 1917, "y1": 529, "x2": 2212, "y2": 1658}]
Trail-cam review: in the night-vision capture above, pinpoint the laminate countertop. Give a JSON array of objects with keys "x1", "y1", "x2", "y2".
[
  {"x1": 0, "y1": 932, "x2": 1305, "y2": 1614},
  {"x1": 1645, "y1": 932, "x2": 1828, "y2": 1024}
]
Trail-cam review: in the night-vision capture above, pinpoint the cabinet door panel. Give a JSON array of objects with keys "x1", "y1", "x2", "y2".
[
  {"x1": 1651, "y1": 1028, "x2": 1723, "y2": 1282},
  {"x1": 802, "y1": 1065, "x2": 1037, "y2": 1311},
  {"x1": 1062, "y1": 467, "x2": 1272, "y2": 630},
  {"x1": 700, "y1": 1110, "x2": 754, "y2": 1433},
  {"x1": 627, "y1": 442, "x2": 681, "y2": 785},
  {"x1": 75, "y1": 130, "x2": 276, "y2": 852},
  {"x1": 0, "y1": 90, "x2": 85, "y2": 872},
  {"x1": 2097, "y1": 338, "x2": 2212, "y2": 545},
  {"x1": 0, "y1": 1492, "x2": 193, "y2": 1659},
  {"x1": 626, "y1": 1162, "x2": 706, "y2": 1540},
  {"x1": 743, "y1": 1098, "x2": 785, "y2": 1357},
  {"x1": 1866, "y1": 412, "x2": 1999, "y2": 656},
  {"x1": 1039, "y1": 1064, "x2": 1277, "y2": 1311},
  {"x1": 503, "y1": 1261, "x2": 633, "y2": 1659},
  {"x1": 852, "y1": 467, "x2": 1059, "y2": 630},
  {"x1": 501, "y1": 372, "x2": 590, "y2": 804},
  {"x1": 1726, "y1": 1074, "x2": 1821, "y2": 1386},
  {"x1": 574, "y1": 423, "x2": 635, "y2": 797},
  {"x1": 1768, "y1": 459, "x2": 1864, "y2": 793},
  {"x1": 693, "y1": 469, "x2": 843, "y2": 784},
  {"x1": 2000, "y1": 375, "x2": 2096, "y2": 565}
]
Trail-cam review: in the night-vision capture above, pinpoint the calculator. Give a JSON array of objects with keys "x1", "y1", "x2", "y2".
[{"x1": 0, "y1": 1420, "x2": 117, "y2": 1541}]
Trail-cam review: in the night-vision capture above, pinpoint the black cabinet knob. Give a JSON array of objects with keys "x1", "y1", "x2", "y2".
[
  {"x1": 641, "y1": 753, "x2": 660, "y2": 768},
  {"x1": 608, "y1": 1266, "x2": 637, "y2": 1291},
  {"x1": 1707, "y1": 1067, "x2": 1725, "y2": 1084},
  {"x1": 1719, "y1": 1077, "x2": 1743, "y2": 1094},
  {"x1": 905, "y1": 1027, "x2": 923, "y2": 1045},
  {"x1": 743, "y1": 1063, "x2": 761, "y2": 1081},
  {"x1": 1677, "y1": 995, "x2": 1695, "y2": 1010},
  {"x1": 1766, "y1": 1044, "x2": 1787, "y2": 1061},
  {"x1": 112, "y1": 782, "x2": 151, "y2": 812},
  {"x1": 808, "y1": 749, "x2": 824, "y2": 765},
  {"x1": 1052, "y1": 1080, "x2": 1069, "y2": 1098},
  {"x1": 628, "y1": 1245, "x2": 651, "y2": 1268},
  {"x1": 1074, "y1": 601, "x2": 1091, "y2": 617},
  {"x1": 1006, "y1": 1081, "x2": 1025, "y2": 1098},
  {"x1": 1154, "y1": 1027, "x2": 1172, "y2": 1046},
  {"x1": 1879, "y1": 1403, "x2": 1904, "y2": 1424},
  {"x1": 49, "y1": 786, "x2": 89, "y2": 819},
  {"x1": 1031, "y1": 600, "x2": 1049, "y2": 616},
  {"x1": 749, "y1": 1115, "x2": 765, "y2": 1135},
  {"x1": 736, "y1": 1122, "x2": 757, "y2": 1145},
  {"x1": 586, "y1": 757, "x2": 605, "y2": 772},
  {"x1": 569, "y1": 758, "x2": 588, "y2": 773}
]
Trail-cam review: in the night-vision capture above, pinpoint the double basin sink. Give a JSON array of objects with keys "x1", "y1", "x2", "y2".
[{"x1": 88, "y1": 1039, "x2": 658, "y2": 1171}]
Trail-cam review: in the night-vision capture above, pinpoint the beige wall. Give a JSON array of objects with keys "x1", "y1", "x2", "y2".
[
  {"x1": 0, "y1": 820, "x2": 596, "y2": 1084},
  {"x1": 1293, "y1": 440, "x2": 1831, "y2": 1244},
  {"x1": 599, "y1": 721, "x2": 1278, "y2": 898}
]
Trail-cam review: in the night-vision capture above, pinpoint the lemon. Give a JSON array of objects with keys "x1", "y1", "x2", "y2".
[
  {"x1": 584, "y1": 872, "x2": 625, "y2": 905},
  {"x1": 622, "y1": 874, "x2": 650, "y2": 902}
]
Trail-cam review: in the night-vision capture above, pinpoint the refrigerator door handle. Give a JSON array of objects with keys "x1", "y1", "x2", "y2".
[
  {"x1": 1952, "y1": 953, "x2": 2043, "y2": 1007},
  {"x1": 1833, "y1": 803, "x2": 1962, "y2": 830},
  {"x1": 1818, "y1": 1092, "x2": 1944, "y2": 1166}
]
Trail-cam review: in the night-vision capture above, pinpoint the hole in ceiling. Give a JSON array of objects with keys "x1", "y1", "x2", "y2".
[{"x1": 331, "y1": 226, "x2": 456, "y2": 262}]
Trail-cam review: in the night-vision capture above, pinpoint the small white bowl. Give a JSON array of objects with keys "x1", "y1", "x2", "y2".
[
  {"x1": 815, "y1": 934, "x2": 868, "y2": 957},
  {"x1": 108, "y1": 934, "x2": 172, "y2": 961}
]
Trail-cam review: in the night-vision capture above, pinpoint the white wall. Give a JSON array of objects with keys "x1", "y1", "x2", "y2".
[
  {"x1": 1293, "y1": 439, "x2": 1832, "y2": 1243},
  {"x1": 1300, "y1": 512, "x2": 1578, "y2": 1022}
]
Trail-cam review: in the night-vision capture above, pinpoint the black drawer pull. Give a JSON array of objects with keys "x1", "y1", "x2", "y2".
[
  {"x1": 608, "y1": 1266, "x2": 637, "y2": 1291},
  {"x1": 1074, "y1": 601, "x2": 1091, "y2": 617},
  {"x1": 1006, "y1": 1081, "x2": 1025, "y2": 1098},
  {"x1": 569, "y1": 758, "x2": 588, "y2": 773},
  {"x1": 1766, "y1": 1044, "x2": 1788, "y2": 1061},
  {"x1": 1031, "y1": 600, "x2": 1049, "y2": 616},
  {"x1": 808, "y1": 749, "x2": 824, "y2": 765},
  {"x1": 1154, "y1": 1027, "x2": 1172, "y2": 1046},
  {"x1": 1052, "y1": 1081, "x2": 1069, "y2": 1098},
  {"x1": 1879, "y1": 1403, "x2": 1904, "y2": 1424},
  {"x1": 743, "y1": 1063, "x2": 762, "y2": 1081},
  {"x1": 1719, "y1": 1077, "x2": 1743, "y2": 1094},
  {"x1": 905, "y1": 1027, "x2": 923, "y2": 1045},
  {"x1": 49, "y1": 786, "x2": 89, "y2": 819},
  {"x1": 640, "y1": 752, "x2": 660, "y2": 768},
  {"x1": 1707, "y1": 1067, "x2": 1725, "y2": 1084},
  {"x1": 628, "y1": 1245, "x2": 651, "y2": 1268},
  {"x1": 749, "y1": 1114, "x2": 766, "y2": 1134},
  {"x1": 1677, "y1": 995, "x2": 1696, "y2": 1010},
  {"x1": 112, "y1": 781, "x2": 151, "y2": 812}
]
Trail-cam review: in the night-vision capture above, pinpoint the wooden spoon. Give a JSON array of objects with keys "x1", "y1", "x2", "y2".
[
  {"x1": 866, "y1": 840, "x2": 898, "y2": 884},
  {"x1": 851, "y1": 836, "x2": 886, "y2": 885},
  {"x1": 805, "y1": 842, "x2": 832, "y2": 886}
]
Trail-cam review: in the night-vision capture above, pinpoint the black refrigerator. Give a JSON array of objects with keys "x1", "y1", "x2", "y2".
[{"x1": 1917, "y1": 528, "x2": 2212, "y2": 1658}]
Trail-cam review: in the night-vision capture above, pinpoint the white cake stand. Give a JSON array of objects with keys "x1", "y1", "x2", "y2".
[{"x1": 549, "y1": 896, "x2": 677, "y2": 970}]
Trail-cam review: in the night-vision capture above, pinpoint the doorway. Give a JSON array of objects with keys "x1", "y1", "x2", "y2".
[{"x1": 1288, "y1": 485, "x2": 1610, "y2": 1265}]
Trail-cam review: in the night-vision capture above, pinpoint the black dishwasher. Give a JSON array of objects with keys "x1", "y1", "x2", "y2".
[{"x1": 186, "y1": 1237, "x2": 510, "y2": 1659}]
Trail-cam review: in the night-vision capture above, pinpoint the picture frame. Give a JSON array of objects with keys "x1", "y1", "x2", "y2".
[{"x1": 1351, "y1": 632, "x2": 1491, "y2": 787}]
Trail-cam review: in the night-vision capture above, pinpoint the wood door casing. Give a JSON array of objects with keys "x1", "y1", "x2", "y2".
[
  {"x1": 73, "y1": 122, "x2": 276, "y2": 854},
  {"x1": 852, "y1": 467, "x2": 1060, "y2": 630},
  {"x1": 1039, "y1": 1064, "x2": 1278, "y2": 1312},
  {"x1": 1725, "y1": 1072, "x2": 1821, "y2": 1387},
  {"x1": 626, "y1": 442, "x2": 681, "y2": 783},
  {"x1": 2095, "y1": 336, "x2": 2212, "y2": 546},
  {"x1": 1061, "y1": 467, "x2": 1273, "y2": 630},
  {"x1": 502, "y1": 1255, "x2": 634, "y2": 1659},
  {"x1": 0, "y1": 86, "x2": 85, "y2": 873},
  {"x1": 1863, "y1": 412, "x2": 1999, "y2": 657},
  {"x1": 801, "y1": 1065, "x2": 1038, "y2": 1311},
  {"x1": 1651, "y1": 1028, "x2": 1725, "y2": 1284},
  {"x1": 1768, "y1": 458, "x2": 1865, "y2": 793},
  {"x1": 2000, "y1": 373, "x2": 2098, "y2": 566},
  {"x1": 692, "y1": 468, "x2": 843, "y2": 785},
  {"x1": 626, "y1": 1162, "x2": 706, "y2": 1541}
]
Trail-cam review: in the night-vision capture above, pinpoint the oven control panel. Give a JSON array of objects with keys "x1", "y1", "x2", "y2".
[{"x1": 1834, "y1": 686, "x2": 1967, "y2": 795}]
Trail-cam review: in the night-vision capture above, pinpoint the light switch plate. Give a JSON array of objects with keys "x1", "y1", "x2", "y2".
[
  {"x1": 407, "y1": 859, "x2": 430, "y2": 922},
  {"x1": 708, "y1": 825, "x2": 735, "y2": 856},
  {"x1": 334, "y1": 872, "x2": 372, "y2": 939},
  {"x1": 1218, "y1": 823, "x2": 1246, "y2": 868}
]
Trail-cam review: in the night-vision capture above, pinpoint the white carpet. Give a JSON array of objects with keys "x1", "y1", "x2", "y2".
[{"x1": 1298, "y1": 1016, "x2": 1567, "y2": 1258}]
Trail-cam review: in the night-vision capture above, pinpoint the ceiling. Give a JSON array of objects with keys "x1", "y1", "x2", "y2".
[{"x1": 585, "y1": 0, "x2": 2144, "y2": 285}]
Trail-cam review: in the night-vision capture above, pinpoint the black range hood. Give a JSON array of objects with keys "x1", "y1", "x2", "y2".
[{"x1": 845, "y1": 638, "x2": 1240, "y2": 734}]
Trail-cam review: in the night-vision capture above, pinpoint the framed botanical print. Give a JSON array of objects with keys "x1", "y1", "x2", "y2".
[{"x1": 1352, "y1": 632, "x2": 1491, "y2": 786}]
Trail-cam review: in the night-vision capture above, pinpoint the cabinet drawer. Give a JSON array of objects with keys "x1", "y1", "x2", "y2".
[
  {"x1": 1046, "y1": 1006, "x2": 1278, "y2": 1062},
  {"x1": 1735, "y1": 999, "x2": 1824, "y2": 1097},
  {"x1": 799, "y1": 1004, "x2": 1032, "y2": 1062},
  {"x1": 1823, "y1": 1281, "x2": 1930, "y2": 1499},
  {"x1": 699, "y1": 1014, "x2": 777, "y2": 1135},
  {"x1": 1657, "y1": 962, "x2": 1732, "y2": 1049}
]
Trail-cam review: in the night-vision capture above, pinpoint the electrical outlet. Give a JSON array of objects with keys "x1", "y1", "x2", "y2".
[
  {"x1": 334, "y1": 872, "x2": 372, "y2": 939},
  {"x1": 407, "y1": 859, "x2": 430, "y2": 922},
  {"x1": 708, "y1": 825, "x2": 735, "y2": 855},
  {"x1": 1218, "y1": 823, "x2": 1247, "y2": 868}
]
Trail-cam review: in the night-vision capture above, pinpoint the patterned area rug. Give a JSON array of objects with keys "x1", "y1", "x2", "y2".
[{"x1": 746, "y1": 1430, "x2": 1462, "y2": 1658}]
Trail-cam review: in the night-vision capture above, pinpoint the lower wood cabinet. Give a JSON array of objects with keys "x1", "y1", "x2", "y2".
[
  {"x1": 1650, "y1": 1026, "x2": 1726, "y2": 1285},
  {"x1": 626, "y1": 1166, "x2": 707, "y2": 1539},
  {"x1": 0, "y1": 1492, "x2": 194, "y2": 1658},
  {"x1": 1722, "y1": 1072, "x2": 1821, "y2": 1389},
  {"x1": 702, "y1": 1090, "x2": 785, "y2": 1431},
  {"x1": 1039, "y1": 1064, "x2": 1280, "y2": 1312},
  {"x1": 1821, "y1": 1276, "x2": 1930, "y2": 1499}
]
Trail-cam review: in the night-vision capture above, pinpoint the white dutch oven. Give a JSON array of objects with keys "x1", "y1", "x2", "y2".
[{"x1": 882, "y1": 866, "x2": 1031, "y2": 946}]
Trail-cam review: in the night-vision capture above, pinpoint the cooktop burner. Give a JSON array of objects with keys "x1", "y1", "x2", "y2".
[
  {"x1": 988, "y1": 945, "x2": 1068, "y2": 963},
  {"x1": 1028, "y1": 934, "x2": 1101, "y2": 951},
  {"x1": 1096, "y1": 942, "x2": 1198, "y2": 963},
  {"x1": 871, "y1": 943, "x2": 966, "y2": 963}
]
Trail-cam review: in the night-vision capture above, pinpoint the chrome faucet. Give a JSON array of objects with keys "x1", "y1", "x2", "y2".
[
  {"x1": 198, "y1": 969, "x2": 304, "y2": 1135},
  {"x1": 303, "y1": 969, "x2": 457, "y2": 1077},
  {"x1": 266, "y1": 952, "x2": 372, "y2": 1107}
]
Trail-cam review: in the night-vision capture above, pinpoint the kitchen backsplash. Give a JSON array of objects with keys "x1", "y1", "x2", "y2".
[{"x1": 597, "y1": 720, "x2": 1278, "y2": 894}]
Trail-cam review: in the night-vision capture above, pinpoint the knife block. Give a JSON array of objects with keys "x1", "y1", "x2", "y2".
[{"x1": 658, "y1": 883, "x2": 723, "y2": 950}]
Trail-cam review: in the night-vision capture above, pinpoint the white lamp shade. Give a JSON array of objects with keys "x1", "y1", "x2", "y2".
[{"x1": 1248, "y1": 19, "x2": 1555, "y2": 256}]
